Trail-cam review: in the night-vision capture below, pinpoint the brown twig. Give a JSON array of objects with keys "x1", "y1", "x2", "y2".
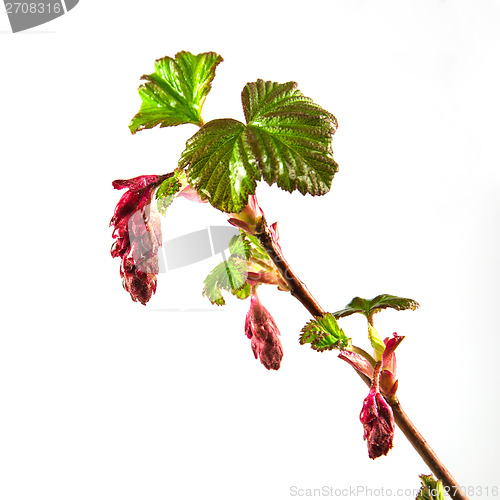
[
  {"x1": 255, "y1": 217, "x2": 325, "y2": 317},
  {"x1": 255, "y1": 215, "x2": 468, "y2": 500},
  {"x1": 389, "y1": 397, "x2": 468, "y2": 500}
]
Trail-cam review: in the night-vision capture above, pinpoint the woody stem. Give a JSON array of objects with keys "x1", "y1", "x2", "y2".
[
  {"x1": 254, "y1": 215, "x2": 468, "y2": 500},
  {"x1": 254, "y1": 217, "x2": 325, "y2": 317},
  {"x1": 388, "y1": 397, "x2": 468, "y2": 500}
]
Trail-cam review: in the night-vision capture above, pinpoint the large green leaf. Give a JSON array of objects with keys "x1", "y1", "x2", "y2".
[
  {"x1": 130, "y1": 51, "x2": 223, "y2": 133},
  {"x1": 300, "y1": 313, "x2": 351, "y2": 352},
  {"x1": 179, "y1": 119, "x2": 261, "y2": 212},
  {"x1": 333, "y1": 294, "x2": 420, "y2": 320},
  {"x1": 180, "y1": 79, "x2": 338, "y2": 212},
  {"x1": 242, "y1": 80, "x2": 338, "y2": 195}
]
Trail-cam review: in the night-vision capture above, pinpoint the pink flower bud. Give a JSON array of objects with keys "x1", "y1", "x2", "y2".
[
  {"x1": 110, "y1": 174, "x2": 166, "y2": 305},
  {"x1": 359, "y1": 363, "x2": 395, "y2": 459},
  {"x1": 382, "y1": 333, "x2": 404, "y2": 375},
  {"x1": 244, "y1": 290, "x2": 283, "y2": 370},
  {"x1": 360, "y1": 390, "x2": 395, "y2": 459},
  {"x1": 380, "y1": 333, "x2": 404, "y2": 396}
]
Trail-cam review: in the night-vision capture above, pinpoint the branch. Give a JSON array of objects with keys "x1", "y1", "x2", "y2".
[
  {"x1": 255, "y1": 215, "x2": 468, "y2": 500},
  {"x1": 255, "y1": 217, "x2": 324, "y2": 317},
  {"x1": 389, "y1": 397, "x2": 468, "y2": 500}
]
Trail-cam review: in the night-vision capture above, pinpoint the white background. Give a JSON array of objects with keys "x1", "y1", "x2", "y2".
[{"x1": 1, "y1": 1, "x2": 500, "y2": 499}]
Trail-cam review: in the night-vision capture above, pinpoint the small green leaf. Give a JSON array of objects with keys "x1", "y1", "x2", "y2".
[
  {"x1": 416, "y1": 475, "x2": 446, "y2": 500},
  {"x1": 180, "y1": 119, "x2": 261, "y2": 212},
  {"x1": 228, "y1": 234, "x2": 252, "y2": 260},
  {"x1": 155, "y1": 174, "x2": 182, "y2": 215},
  {"x1": 232, "y1": 282, "x2": 251, "y2": 300},
  {"x1": 202, "y1": 231, "x2": 262, "y2": 306},
  {"x1": 130, "y1": 51, "x2": 223, "y2": 133},
  {"x1": 244, "y1": 233, "x2": 270, "y2": 261},
  {"x1": 202, "y1": 258, "x2": 248, "y2": 306},
  {"x1": 333, "y1": 294, "x2": 420, "y2": 320},
  {"x1": 202, "y1": 276, "x2": 226, "y2": 306},
  {"x1": 300, "y1": 313, "x2": 351, "y2": 351},
  {"x1": 217, "y1": 259, "x2": 247, "y2": 292}
]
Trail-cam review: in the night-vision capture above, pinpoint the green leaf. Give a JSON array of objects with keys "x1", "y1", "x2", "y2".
[
  {"x1": 129, "y1": 51, "x2": 223, "y2": 133},
  {"x1": 232, "y1": 282, "x2": 251, "y2": 300},
  {"x1": 180, "y1": 119, "x2": 261, "y2": 212},
  {"x1": 242, "y1": 80, "x2": 338, "y2": 195},
  {"x1": 300, "y1": 313, "x2": 351, "y2": 351},
  {"x1": 333, "y1": 294, "x2": 420, "y2": 320},
  {"x1": 217, "y1": 259, "x2": 247, "y2": 292},
  {"x1": 244, "y1": 233, "x2": 270, "y2": 261},
  {"x1": 202, "y1": 258, "x2": 248, "y2": 306},
  {"x1": 228, "y1": 234, "x2": 252, "y2": 260},
  {"x1": 202, "y1": 231, "x2": 260, "y2": 306},
  {"x1": 202, "y1": 275, "x2": 225, "y2": 306},
  {"x1": 155, "y1": 173, "x2": 182, "y2": 215},
  {"x1": 416, "y1": 475, "x2": 446, "y2": 500},
  {"x1": 180, "y1": 79, "x2": 338, "y2": 212}
]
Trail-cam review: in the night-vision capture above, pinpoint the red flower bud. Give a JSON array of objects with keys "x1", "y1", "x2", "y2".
[
  {"x1": 359, "y1": 362, "x2": 395, "y2": 459},
  {"x1": 379, "y1": 333, "x2": 404, "y2": 395},
  {"x1": 244, "y1": 290, "x2": 283, "y2": 370},
  {"x1": 110, "y1": 174, "x2": 166, "y2": 305}
]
